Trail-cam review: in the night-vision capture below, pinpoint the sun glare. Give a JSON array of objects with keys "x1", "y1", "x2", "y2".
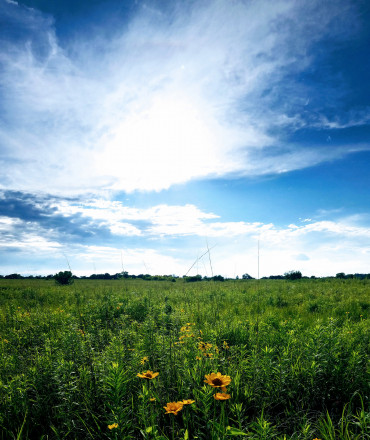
[{"x1": 95, "y1": 93, "x2": 228, "y2": 191}]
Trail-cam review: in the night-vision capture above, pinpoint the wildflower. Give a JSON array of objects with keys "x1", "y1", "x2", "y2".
[
  {"x1": 196, "y1": 356, "x2": 202, "y2": 361},
  {"x1": 203, "y1": 352, "x2": 213, "y2": 358},
  {"x1": 204, "y1": 372, "x2": 231, "y2": 392},
  {"x1": 137, "y1": 370, "x2": 159, "y2": 380},
  {"x1": 108, "y1": 423, "x2": 118, "y2": 429},
  {"x1": 140, "y1": 356, "x2": 149, "y2": 364},
  {"x1": 182, "y1": 399, "x2": 195, "y2": 405},
  {"x1": 150, "y1": 397, "x2": 156, "y2": 402},
  {"x1": 223, "y1": 341, "x2": 229, "y2": 350},
  {"x1": 214, "y1": 393, "x2": 231, "y2": 400},
  {"x1": 164, "y1": 401, "x2": 184, "y2": 415}
]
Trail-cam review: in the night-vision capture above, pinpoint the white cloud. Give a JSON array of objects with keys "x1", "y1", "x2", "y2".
[
  {"x1": 0, "y1": 0, "x2": 365, "y2": 194},
  {"x1": 1, "y1": 197, "x2": 369, "y2": 277}
]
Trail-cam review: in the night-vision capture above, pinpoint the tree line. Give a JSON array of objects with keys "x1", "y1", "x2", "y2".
[{"x1": 1, "y1": 270, "x2": 370, "y2": 285}]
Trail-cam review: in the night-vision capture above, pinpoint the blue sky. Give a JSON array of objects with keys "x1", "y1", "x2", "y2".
[{"x1": 0, "y1": 0, "x2": 369, "y2": 277}]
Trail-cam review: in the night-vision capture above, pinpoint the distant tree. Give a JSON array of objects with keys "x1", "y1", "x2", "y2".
[
  {"x1": 212, "y1": 275, "x2": 225, "y2": 282},
  {"x1": 184, "y1": 275, "x2": 202, "y2": 283},
  {"x1": 242, "y1": 273, "x2": 254, "y2": 280},
  {"x1": 336, "y1": 272, "x2": 346, "y2": 279},
  {"x1": 5, "y1": 273, "x2": 23, "y2": 279},
  {"x1": 284, "y1": 270, "x2": 302, "y2": 280},
  {"x1": 54, "y1": 271, "x2": 74, "y2": 285}
]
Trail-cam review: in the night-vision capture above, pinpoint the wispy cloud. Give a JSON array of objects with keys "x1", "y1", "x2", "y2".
[
  {"x1": 1, "y1": 0, "x2": 367, "y2": 194},
  {"x1": 0, "y1": 191, "x2": 369, "y2": 277}
]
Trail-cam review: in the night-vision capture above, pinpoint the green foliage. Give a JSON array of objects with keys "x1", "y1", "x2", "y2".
[
  {"x1": 0, "y1": 278, "x2": 368, "y2": 439},
  {"x1": 284, "y1": 270, "x2": 302, "y2": 280},
  {"x1": 54, "y1": 270, "x2": 74, "y2": 285}
]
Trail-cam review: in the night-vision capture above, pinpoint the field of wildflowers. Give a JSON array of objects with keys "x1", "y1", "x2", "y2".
[{"x1": 0, "y1": 278, "x2": 368, "y2": 439}]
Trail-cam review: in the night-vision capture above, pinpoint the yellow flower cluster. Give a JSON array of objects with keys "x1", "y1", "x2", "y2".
[
  {"x1": 140, "y1": 356, "x2": 149, "y2": 365},
  {"x1": 205, "y1": 372, "x2": 232, "y2": 400},
  {"x1": 136, "y1": 370, "x2": 196, "y2": 415},
  {"x1": 108, "y1": 423, "x2": 118, "y2": 429},
  {"x1": 163, "y1": 399, "x2": 195, "y2": 415},
  {"x1": 175, "y1": 323, "x2": 196, "y2": 345},
  {"x1": 137, "y1": 370, "x2": 159, "y2": 380},
  {"x1": 198, "y1": 340, "x2": 219, "y2": 358}
]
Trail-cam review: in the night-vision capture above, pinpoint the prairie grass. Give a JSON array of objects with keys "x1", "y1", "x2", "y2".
[{"x1": 0, "y1": 278, "x2": 368, "y2": 439}]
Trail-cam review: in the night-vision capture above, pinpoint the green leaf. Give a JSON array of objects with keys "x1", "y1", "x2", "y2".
[
  {"x1": 226, "y1": 426, "x2": 248, "y2": 436},
  {"x1": 184, "y1": 429, "x2": 189, "y2": 440}
]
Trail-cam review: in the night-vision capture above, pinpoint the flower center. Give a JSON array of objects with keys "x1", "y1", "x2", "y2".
[
  {"x1": 145, "y1": 373, "x2": 152, "y2": 378},
  {"x1": 212, "y1": 378, "x2": 223, "y2": 386}
]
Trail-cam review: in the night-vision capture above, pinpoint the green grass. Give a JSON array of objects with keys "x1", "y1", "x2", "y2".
[{"x1": 0, "y1": 278, "x2": 369, "y2": 439}]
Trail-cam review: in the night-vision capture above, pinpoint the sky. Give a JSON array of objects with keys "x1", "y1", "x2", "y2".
[{"x1": 0, "y1": 0, "x2": 369, "y2": 278}]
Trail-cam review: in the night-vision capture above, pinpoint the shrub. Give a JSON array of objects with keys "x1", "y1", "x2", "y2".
[{"x1": 54, "y1": 271, "x2": 74, "y2": 285}]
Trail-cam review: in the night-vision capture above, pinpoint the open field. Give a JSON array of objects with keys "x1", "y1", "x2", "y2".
[{"x1": 0, "y1": 278, "x2": 369, "y2": 439}]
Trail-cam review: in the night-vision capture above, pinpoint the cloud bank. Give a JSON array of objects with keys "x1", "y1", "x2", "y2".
[
  {"x1": 1, "y1": 0, "x2": 368, "y2": 194},
  {"x1": 1, "y1": 191, "x2": 369, "y2": 277}
]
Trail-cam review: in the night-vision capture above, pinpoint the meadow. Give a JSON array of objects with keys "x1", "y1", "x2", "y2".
[{"x1": 0, "y1": 278, "x2": 368, "y2": 439}]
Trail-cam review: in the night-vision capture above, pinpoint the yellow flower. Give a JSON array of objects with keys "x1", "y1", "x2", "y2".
[
  {"x1": 150, "y1": 397, "x2": 156, "y2": 402},
  {"x1": 204, "y1": 372, "x2": 231, "y2": 391},
  {"x1": 140, "y1": 356, "x2": 149, "y2": 364},
  {"x1": 214, "y1": 393, "x2": 231, "y2": 400},
  {"x1": 181, "y1": 399, "x2": 195, "y2": 405},
  {"x1": 108, "y1": 423, "x2": 118, "y2": 429},
  {"x1": 163, "y1": 401, "x2": 184, "y2": 415},
  {"x1": 137, "y1": 370, "x2": 159, "y2": 380},
  {"x1": 196, "y1": 356, "x2": 202, "y2": 361},
  {"x1": 312, "y1": 438, "x2": 322, "y2": 440}
]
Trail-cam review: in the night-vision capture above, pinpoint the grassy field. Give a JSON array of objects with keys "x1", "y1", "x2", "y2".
[{"x1": 0, "y1": 278, "x2": 369, "y2": 439}]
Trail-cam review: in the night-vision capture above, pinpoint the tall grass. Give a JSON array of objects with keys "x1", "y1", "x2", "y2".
[{"x1": 0, "y1": 278, "x2": 368, "y2": 439}]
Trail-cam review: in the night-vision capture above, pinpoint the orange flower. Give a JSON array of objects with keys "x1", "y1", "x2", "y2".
[
  {"x1": 204, "y1": 372, "x2": 231, "y2": 391},
  {"x1": 108, "y1": 423, "x2": 118, "y2": 429},
  {"x1": 181, "y1": 399, "x2": 195, "y2": 405},
  {"x1": 163, "y1": 401, "x2": 184, "y2": 415},
  {"x1": 137, "y1": 370, "x2": 159, "y2": 380},
  {"x1": 214, "y1": 393, "x2": 231, "y2": 400}
]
